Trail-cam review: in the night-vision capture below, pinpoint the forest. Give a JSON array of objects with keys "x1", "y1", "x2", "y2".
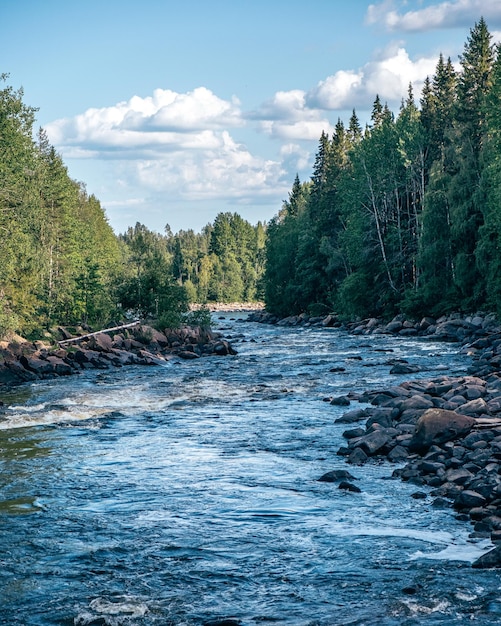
[
  {"x1": 265, "y1": 18, "x2": 501, "y2": 320},
  {"x1": 0, "y1": 70, "x2": 265, "y2": 338},
  {"x1": 1, "y1": 18, "x2": 500, "y2": 339}
]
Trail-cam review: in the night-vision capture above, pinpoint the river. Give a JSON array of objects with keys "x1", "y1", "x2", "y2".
[{"x1": 0, "y1": 314, "x2": 500, "y2": 625}]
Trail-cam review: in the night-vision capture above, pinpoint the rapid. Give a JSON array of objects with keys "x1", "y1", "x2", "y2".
[{"x1": 1, "y1": 314, "x2": 500, "y2": 625}]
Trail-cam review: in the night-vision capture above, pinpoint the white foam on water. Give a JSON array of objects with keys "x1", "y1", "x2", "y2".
[
  {"x1": 325, "y1": 520, "x2": 455, "y2": 545},
  {"x1": 0, "y1": 406, "x2": 112, "y2": 430},
  {"x1": 410, "y1": 537, "x2": 494, "y2": 563},
  {"x1": 89, "y1": 596, "x2": 148, "y2": 617},
  {"x1": 401, "y1": 598, "x2": 451, "y2": 615}
]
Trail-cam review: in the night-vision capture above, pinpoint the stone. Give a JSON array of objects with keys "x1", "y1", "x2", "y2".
[
  {"x1": 177, "y1": 350, "x2": 201, "y2": 360},
  {"x1": 342, "y1": 427, "x2": 366, "y2": 440},
  {"x1": 385, "y1": 321, "x2": 403, "y2": 333},
  {"x1": 45, "y1": 356, "x2": 73, "y2": 376},
  {"x1": 330, "y1": 395, "x2": 350, "y2": 406},
  {"x1": 390, "y1": 363, "x2": 421, "y2": 375},
  {"x1": 348, "y1": 447, "x2": 369, "y2": 465},
  {"x1": 472, "y1": 545, "x2": 501, "y2": 568},
  {"x1": 2, "y1": 360, "x2": 38, "y2": 382},
  {"x1": 408, "y1": 408, "x2": 476, "y2": 454},
  {"x1": 338, "y1": 481, "x2": 361, "y2": 493},
  {"x1": 387, "y1": 445, "x2": 409, "y2": 462},
  {"x1": 318, "y1": 469, "x2": 358, "y2": 483},
  {"x1": 453, "y1": 490, "x2": 487, "y2": 511},
  {"x1": 432, "y1": 497, "x2": 450, "y2": 508},
  {"x1": 445, "y1": 468, "x2": 474, "y2": 485},
  {"x1": 213, "y1": 340, "x2": 237, "y2": 356},
  {"x1": 335, "y1": 409, "x2": 368, "y2": 424},
  {"x1": 399, "y1": 395, "x2": 434, "y2": 411},
  {"x1": 19, "y1": 355, "x2": 54, "y2": 375},
  {"x1": 355, "y1": 430, "x2": 391, "y2": 455},
  {"x1": 457, "y1": 398, "x2": 489, "y2": 416},
  {"x1": 87, "y1": 333, "x2": 113, "y2": 352}
]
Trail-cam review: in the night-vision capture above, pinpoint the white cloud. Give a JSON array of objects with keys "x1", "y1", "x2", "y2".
[
  {"x1": 129, "y1": 131, "x2": 289, "y2": 202},
  {"x1": 307, "y1": 44, "x2": 437, "y2": 111},
  {"x1": 46, "y1": 87, "x2": 244, "y2": 156},
  {"x1": 249, "y1": 90, "x2": 335, "y2": 140},
  {"x1": 366, "y1": 0, "x2": 501, "y2": 32}
]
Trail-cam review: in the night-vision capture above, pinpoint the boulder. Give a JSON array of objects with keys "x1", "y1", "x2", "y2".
[
  {"x1": 472, "y1": 545, "x2": 501, "y2": 568},
  {"x1": 398, "y1": 395, "x2": 434, "y2": 411},
  {"x1": 3, "y1": 360, "x2": 38, "y2": 382},
  {"x1": 87, "y1": 333, "x2": 113, "y2": 352},
  {"x1": 355, "y1": 430, "x2": 392, "y2": 455},
  {"x1": 387, "y1": 445, "x2": 409, "y2": 462},
  {"x1": 453, "y1": 490, "x2": 487, "y2": 511},
  {"x1": 335, "y1": 408, "x2": 368, "y2": 424},
  {"x1": 408, "y1": 408, "x2": 476, "y2": 453},
  {"x1": 348, "y1": 447, "x2": 369, "y2": 465},
  {"x1": 19, "y1": 355, "x2": 54, "y2": 376},
  {"x1": 45, "y1": 356, "x2": 73, "y2": 376},
  {"x1": 338, "y1": 481, "x2": 361, "y2": 493},
  {"x1": 330, "y1": 395, "x2": 350, "y2": 406},
  {"x1": 390, "y1": 363, "x2": 421, "y2": 375},
  {"x1": 456, "y1": 398, "x2": 489, "y2": 416},
  {"x1": 318, "y1": 469, "x2": 358, "y2": 483},
  {"x1": 177, "y1": 350, "x2": 201, "y2": 360}
]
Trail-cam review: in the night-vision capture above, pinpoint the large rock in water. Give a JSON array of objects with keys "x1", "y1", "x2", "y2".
[
  {"x1": 408, "y1": 408, "x2": 476, "y2": 453},
  {"x1": 472, "y1": 545, "x2": 501, "y2": 569}
]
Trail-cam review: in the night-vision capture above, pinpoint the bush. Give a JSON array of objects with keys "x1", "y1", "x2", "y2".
[
  {"x1": 183, "y1": 306, "x2": 212, "y2": 328},
  {"x1": 0, "y1": 296, "x2": 19, "y2": 339}
]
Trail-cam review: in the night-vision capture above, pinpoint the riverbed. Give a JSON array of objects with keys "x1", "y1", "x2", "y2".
[{"x1": 0, "y1": 314, "x2": 500, "y2": 625}]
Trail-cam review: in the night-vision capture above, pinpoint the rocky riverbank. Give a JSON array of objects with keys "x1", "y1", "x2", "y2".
[
  {"x1": 0, "y1": 323, "x2": 237, "y2": 388},
  {"x1": 248, "y1": 309, "x2": 501, "y2": 567}
]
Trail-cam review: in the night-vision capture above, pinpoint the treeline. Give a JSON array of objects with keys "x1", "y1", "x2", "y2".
[
  {"x1": 118, "y1": 215, "x2": 265, "y2": 323},
  {"x1": 264, "y1": 19, "x2": 501, "y2": 321},
  {"x1": 0, "y1": 73, "x2": 265, "y2": 338}
]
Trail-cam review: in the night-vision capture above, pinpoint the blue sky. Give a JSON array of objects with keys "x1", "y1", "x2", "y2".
[{"x1": 2, "y1": 0, "x2": 501, "y2": 234}]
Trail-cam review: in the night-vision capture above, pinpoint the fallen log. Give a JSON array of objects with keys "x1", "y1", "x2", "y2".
[{"x1": 58, "y1": 321, "x2": 141, "y2": 345}]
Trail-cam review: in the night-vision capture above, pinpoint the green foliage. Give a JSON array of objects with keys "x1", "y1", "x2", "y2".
[
  {"x1": 263, "y1": 19, "x2": 501, "y2": 321},
  {"x1": 0, "y1": 76, "x2": 128, "y2": 335},
  {"x1": 183, "y1": 305, "x2": 212, "y2": 328},
  {"x1": 0, "y1": 293, "x2": 19, "y2": 338}
]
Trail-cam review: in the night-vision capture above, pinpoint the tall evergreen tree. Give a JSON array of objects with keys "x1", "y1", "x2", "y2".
[{"x1": 448, "y1": 18, "x2": 494, "y2": 306}]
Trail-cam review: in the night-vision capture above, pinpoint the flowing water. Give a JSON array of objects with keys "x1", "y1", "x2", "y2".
[{"x1": 1, "y1": 315, "x2": 500, "y2": 625}]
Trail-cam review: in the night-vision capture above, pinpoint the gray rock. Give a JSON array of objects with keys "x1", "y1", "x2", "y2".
[
  {"x1": 387, "y1": 445, "x2": 409, "y2": 462},
  {"x1": 335, "y1": 409, "x2": 369, "y2": 424},
  {"x1": 445, "y1": 468, "x2": 474, "y2": 485},
  {"x1": 338, "y1": 481, "x2": 361, "y2": 493},
  {"x1": 348, "y1": 447, "x2": 369, "y2": 465},
  {"x1": 342, "y1": 427, "x2": 366, "y2": 440},
  {"x1": 317, "y1": 469, "x2": 358, "y2": 483},
  {"x1": 356, "y1": 430, "x2": 391, "y2": 455},
  {"x1": 453, "y1": 490, "x2": 487, "y2": 511},
  {"x1": 390, "y1": 363, "x2": 421, "y2": 375},
  {"x1": 330, "y1": 395, "x2": 351, "y2": 406},
  {"x1": 408, "y1": 408, "x2": 476, "y2": 453},
  {"x1": 472, "y1": 545, "x2": 501, "y2": 568},
  {"x1": 457, "y1": 398, "x2": 488, "y2": 416}
]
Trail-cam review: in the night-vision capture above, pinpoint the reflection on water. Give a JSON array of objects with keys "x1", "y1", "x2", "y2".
[{"x1": 0, "y1": 316, "x2": 499, "y2": 625}]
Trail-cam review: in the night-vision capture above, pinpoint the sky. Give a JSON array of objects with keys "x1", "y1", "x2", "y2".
[{"x1": 2, "y1": 0, "x2": 501, "y2": 235}]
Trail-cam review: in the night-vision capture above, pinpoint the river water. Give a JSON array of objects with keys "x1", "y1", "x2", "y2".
[{"x1": 1, "y1": 315, "x2": 500, "y2": 625}]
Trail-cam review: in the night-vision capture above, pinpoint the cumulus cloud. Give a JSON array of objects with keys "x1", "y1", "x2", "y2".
[
  {"x1": 133, "y1": 131, "x2": 288, "y2": 202},
  {"x1": 307, "y1": 44, "x2": 437, "y2": 111},
  {"x1": 250, "y1": 44, "x2": 438, "y2": 139},
  {"x1": 366, "y1": 0, "x2": 501, "y2": 32},
  {"x1": 46, "y1": 87, "x2": 244, "y2": 157},
  {"x1": 248, "y1": 90, "x2": 335, "y2": 140}
]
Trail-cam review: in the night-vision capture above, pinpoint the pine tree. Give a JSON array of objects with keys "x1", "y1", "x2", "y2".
[{"x1": 448, "y1": 18, "x2": 494, "y2": 306}]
